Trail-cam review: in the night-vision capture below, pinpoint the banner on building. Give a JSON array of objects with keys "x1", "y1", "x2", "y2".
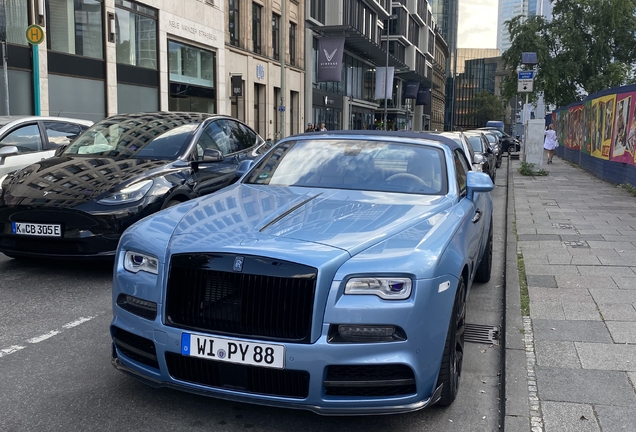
[
  {"x1": 317, "y1": 37, "x2": 345, "y2": 82},
  {"x1": 416, "y1": 87, "x2": 430, "y2": 106},
  {"x1": 231, "y1": 75, "x2": 243, "y2": 97},
  {"x1": 404, "y1": 81, "x2": 420, "y2": 99},
  {"x1": 374, "y1": 67, "x2": 394, "y2": 100},
  {"x1": 0, "y1": 0, "x2": 6, "y2": 42}
]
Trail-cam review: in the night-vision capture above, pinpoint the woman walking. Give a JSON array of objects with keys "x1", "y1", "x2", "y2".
[{"x1": 544, "y1": 124, "x2": 559, "y2": 164}]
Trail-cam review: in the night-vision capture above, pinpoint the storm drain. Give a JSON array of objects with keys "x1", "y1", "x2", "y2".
[
  {"x1": 465, "y1": 323, "x2": 500, "y2": 346},
  {"x1": 543, "y1": 202, "x2": 558, "y2": 206},
  {"x1": 562, "y1": 240, "x2": 590, "y2": 248},
  {"x1": 552, "y1": 223, "x2": 574, "y2": 229}
]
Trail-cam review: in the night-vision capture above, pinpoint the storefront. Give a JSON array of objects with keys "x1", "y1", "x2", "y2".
[{"x1": 312, "y1": 89, "x2": 343, "y2": 131}]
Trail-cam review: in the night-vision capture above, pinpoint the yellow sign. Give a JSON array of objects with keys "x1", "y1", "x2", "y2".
[{"x1": 26, "y1": 25, "x2": 45, "y2": 45}]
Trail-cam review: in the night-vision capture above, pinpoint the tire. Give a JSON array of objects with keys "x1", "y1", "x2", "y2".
[
  {"x1": 436, "y1": 276, "x2": 466, "y2": 406},
  {"x1": 163, "y1": 199, "x2": 183, "y2": 209},
  {"x1": 475, "y1": 219, "x2": 493, "y2": 283},
  {"x1": 496, "y1": 157, "x2": 502, "y2": 169}
]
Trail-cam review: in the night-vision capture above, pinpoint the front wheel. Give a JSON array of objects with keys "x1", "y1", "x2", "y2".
[{"x1": 436, "y1": 276, "x2": 466, "y2": 406}]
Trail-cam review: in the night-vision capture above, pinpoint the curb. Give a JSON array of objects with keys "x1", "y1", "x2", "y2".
[{"x1": 503, "y1": 157, "x2": 531, "y2": 430}]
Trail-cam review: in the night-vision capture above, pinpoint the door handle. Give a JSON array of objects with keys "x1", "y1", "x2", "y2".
[{"x1": 472, "y1": 210, "x2": 482, "y2": 223}]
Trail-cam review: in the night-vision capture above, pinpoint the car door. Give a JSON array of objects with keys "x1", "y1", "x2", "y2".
[
  {"x1": 452, "y1": 150, "x2": 485, "y2": 281},
  {"x1": 190, "y1": 119, "x2": 256, "y2": 196},
  {"x1": 0, "y1": 123, "x2": 47, "y2": 178}
]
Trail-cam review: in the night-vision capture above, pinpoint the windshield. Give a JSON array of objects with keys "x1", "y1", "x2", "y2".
[
  {"x1": 63, "y1": 120, "x2": 199, "y2": 159},
  {"x1": 466, "y1": 136, "x2": 484, "y2": 152},
  {"x1": 244, "y1": 139, "x2": 447, "y2": 195}
]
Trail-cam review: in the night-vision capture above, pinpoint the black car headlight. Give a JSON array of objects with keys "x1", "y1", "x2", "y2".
[
  {"x1": 344, "y1": 277, "x2": 412, "y2": 300},
  {"x1": 97, "y1": 179, "x2": 153, "y2": 205},
  {"x1": 124, "y1": 251, "x2": 158, "y2": 275}
]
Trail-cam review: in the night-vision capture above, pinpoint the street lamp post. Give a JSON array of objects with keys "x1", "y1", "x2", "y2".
[{"x1": 384, "y1": 12, "x2": 397, "y2": 131}]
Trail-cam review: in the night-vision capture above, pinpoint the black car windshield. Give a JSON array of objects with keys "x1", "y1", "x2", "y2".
[
  {"x1": 63, "y1": 122, "x2": 198, "y2": 159},
  {"x1": 244, "y1": 139, "x2": 448, "y2": 195}
]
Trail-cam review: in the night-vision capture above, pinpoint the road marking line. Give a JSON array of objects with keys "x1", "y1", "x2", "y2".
[
  {"x1": 28, "y1": 330, "x2": 61, "y2": 344},
  {"x1": 0, "y1": 345, "x2": 26, "y2": 358},
  {"x1": 63, "y1": 316, "x2": 94, "y2": 329}
]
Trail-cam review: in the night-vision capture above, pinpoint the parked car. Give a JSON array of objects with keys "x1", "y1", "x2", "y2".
[
  {"x1": 423, "y1": 131, "x2": 485, "y2": 172},
  {"x1": 477, "y1": 127, "x2": 520, "y2": 154},
  {"x1": 464, "y1": 131, "x2": 497, "y2": 181},
  {"x1": 0, "y1": 116, "x2": 92, "y2": 181},
  {"x1": 478, "y1": 130, "x2": 502, "y2": 168},
  {"x1": 0, "y1": 112, "x2": 265, "y2": 259},
  {"x1": 110, "y1": 130, "x2": 494, "y2": 414}
]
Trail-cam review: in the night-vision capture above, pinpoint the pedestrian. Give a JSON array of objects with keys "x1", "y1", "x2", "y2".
[
  {"x1": 305, "y1": 122, "x2": 314, "y2": 132},
  {"x1": 544, "y1": 124, "x2": 558, "y2": 164},
  {"x1": 312, "y1": 123, "x2": 319, "y2": 132},
  {"x1": 320, "y1": 122, "x2": 327, "y2": 131}
]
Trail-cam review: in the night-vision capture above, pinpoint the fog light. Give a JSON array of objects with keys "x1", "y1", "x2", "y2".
[
  {"x1": 117, "y1": 294, "x2": 157, "y2": 320},
  {"x1": 337, "y1": 325, "x2": 397, "y2": 343}
]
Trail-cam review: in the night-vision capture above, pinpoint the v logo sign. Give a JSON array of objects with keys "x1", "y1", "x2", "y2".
[{"x1": 323, "y1": 48, "x2": 338, "y2": 62}]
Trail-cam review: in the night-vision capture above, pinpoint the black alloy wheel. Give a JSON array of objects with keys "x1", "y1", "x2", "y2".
[{"x1": 436, "y1": 276, "x2": 466, "y2": 406}]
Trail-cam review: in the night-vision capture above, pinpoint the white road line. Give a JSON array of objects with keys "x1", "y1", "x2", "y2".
[
  {"x1": 63, "y1": 316, "x2": 95, "y2": 329},
  {"x1": 0, "y1": 315, "x2": 98, "y2": 359},
  {"x1": 28, "y1": 330, "x2": 61, "y2": 344},
  {"x1": 0, "y1": 345, "x2": 26, "y2": 358}
]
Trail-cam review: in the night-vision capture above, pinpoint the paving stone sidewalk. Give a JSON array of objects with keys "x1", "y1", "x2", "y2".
[{"x1": 508, "y1": 156, "x2": 636, "y2": 431}]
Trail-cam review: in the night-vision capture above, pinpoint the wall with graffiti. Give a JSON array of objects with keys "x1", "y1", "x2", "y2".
[{"x1": 553, "y1": 84, "x2": 636, "y2": 187}]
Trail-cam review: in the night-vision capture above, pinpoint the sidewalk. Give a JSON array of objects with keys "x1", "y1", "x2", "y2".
[{"x1": 505, "y1": 155, "x2": 636, "y2": 432}]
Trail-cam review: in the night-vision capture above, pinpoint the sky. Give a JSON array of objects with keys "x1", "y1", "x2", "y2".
[{"x1": 457, "y1": 0, "x2": 499, "y2": 49}]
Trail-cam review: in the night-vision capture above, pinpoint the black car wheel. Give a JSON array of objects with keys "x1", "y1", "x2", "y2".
[
  {"x1": 475, "y1": 219, "x2": 493, "y2": 283},
  {"x1": 436, "y1": 276, "x2": 466, "y2": 406}
]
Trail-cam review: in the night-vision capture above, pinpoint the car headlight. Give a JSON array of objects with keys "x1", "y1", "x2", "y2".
[
  {"x1": 344, "y1": 277, "x2": 412, "y2": 300},
  {"x1": 123, "y1": 251, "x2": 158, "y2": 275},
  {"x1": 97, "y1": 179, "x2": 153, "y2": 205}
]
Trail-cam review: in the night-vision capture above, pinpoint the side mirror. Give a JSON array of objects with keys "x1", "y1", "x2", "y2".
[
  {"x1": 202, "y1": 148, "x2": 223, "y2": 162},
  {"x1": 0, "y1": 145, "x2": 19, "y2": 158},
  {"x1": 473, "y1": 154, "x2": 484, "y2": 165},
  {"x1": 236, "y1": 159, "x2": 255, "y2": 177},
  {"x1": 466, "y1": 171, "x2": 494, "y2": 200},
  {"x1": 54, "y1": 145, "x2": 68, "y2": 157}
]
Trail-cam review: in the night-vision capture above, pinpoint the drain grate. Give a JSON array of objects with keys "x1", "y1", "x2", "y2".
[
  {"x1": 562, "y1": 240, "x2": 589, "y2": 248},
  {"x1": 552, "y1": 223, "x2": 573, "y2": 229},
  {"x1": 543, "y1": 202, "x2": 558, "y2": 206},
  {"x1": 465, "y1": 323, "x2": 500, "y2": 345}
]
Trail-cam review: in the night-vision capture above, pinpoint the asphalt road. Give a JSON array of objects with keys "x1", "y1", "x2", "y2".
[{"x1": 0, "y1": 159, "x2": 507, "y2": 432}]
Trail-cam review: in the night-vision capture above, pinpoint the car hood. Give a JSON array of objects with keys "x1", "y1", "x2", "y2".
[
  {"x1": 1, "y1": 156, "x2": 178, "y2": 206},
  {"x1": 168, "y1": 184, "x2": 452, "y2": 256}
]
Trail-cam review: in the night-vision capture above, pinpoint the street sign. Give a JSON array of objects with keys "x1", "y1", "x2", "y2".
[
  {"x1": 278, "y1": 106, "x2": 285, "y2": 112},
  {"x1": 518, "y1": 71, "x2": 534, "y2": 93},
  {"x1": 26, "y1": 24, "x2": 44, "y2": 45}
]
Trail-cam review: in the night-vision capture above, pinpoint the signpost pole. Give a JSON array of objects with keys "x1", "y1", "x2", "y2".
[
  {"x1": 2, "y1": 41, "x2": 8, "y2": 115},
  {"x1": 32, "y1": 44, "x2": 40, "y2": 115}
]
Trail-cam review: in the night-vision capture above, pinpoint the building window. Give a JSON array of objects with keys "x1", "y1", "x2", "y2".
[
  {"x1": 272, "y1": 14, "x2": 280, "y2": 60},
  {"x1": 47, "y1": 0, "x2": 104, "y2": 59},
  {"x1": 310, "y1": 0, "x2": 325, "y2": 23},
  {"x1": 229, "y1": 0, "x2": 239, "y2": 47},
  {"x1": 252, "y1": 3, "x2": 262, "y2": 54},
  {"x1": 115, "y1": 0, "x2": 157, "y2": 69},
  {"x1": 289, "y1": 22, "x2": 296, "y2": 66},
  {"x1": 168, "y1": 40, "x2": 216, "y2": 113},
  {"x1": 5, "y1": 0, "x2": 28, "y2": 45}
]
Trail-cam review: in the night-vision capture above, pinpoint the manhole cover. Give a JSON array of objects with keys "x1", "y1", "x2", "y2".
[{"x1": 465, "y1": 323, "x2": 500, "y2": 345}]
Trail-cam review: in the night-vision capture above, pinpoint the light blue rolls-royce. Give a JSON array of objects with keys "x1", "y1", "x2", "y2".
[{"x1": 110, "y1": 130, "x2": 494, "y2": 415}]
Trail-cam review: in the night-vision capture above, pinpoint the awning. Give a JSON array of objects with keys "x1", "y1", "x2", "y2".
[
  {"x1": 396, "y1": 69, "x2": 432, "y2": 88},
  {"x1": 317, "y1": 25, "x2": 407, "y2": 70}
]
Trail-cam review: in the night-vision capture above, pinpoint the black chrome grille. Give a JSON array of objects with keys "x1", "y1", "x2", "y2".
[
  {"x1": 324, "y1": 364, "x2": 416, "y2": 397},
  {"x1": 165, "y1": 352, "x2": 310, "y2": 399},
  {"x1": 112, "y1": 326, "x2": 158, "y2": 369},
  {"x1": 165, "y1": 254, "x2": 317, "y2": 343}
]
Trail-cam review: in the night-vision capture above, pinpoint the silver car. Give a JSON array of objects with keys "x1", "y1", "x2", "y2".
[
  {"x1": 0, "y1": 116, "x2": 93, "y2": 179},
  {"x1": 421, "y1": 131, "x2": 485, "y2": 172}
]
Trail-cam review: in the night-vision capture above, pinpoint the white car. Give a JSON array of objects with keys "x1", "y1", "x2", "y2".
[
  {"x1": 422, "y1": 131, "x2": 485, "y2": 172},
  {"x1": 0, "y1": 116, "x2": 93, "y2": 180}
]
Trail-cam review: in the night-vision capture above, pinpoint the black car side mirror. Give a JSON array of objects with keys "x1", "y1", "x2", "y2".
[{"x1": 202, "y1": 149, "x2": 224, "y2": 162}]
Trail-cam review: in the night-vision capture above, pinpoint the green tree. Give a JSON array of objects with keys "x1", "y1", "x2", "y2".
[
  {"x1": 501, "y1": 0, "x2": 636, "y2": 108},
  {"x1": 472, "y1": 91, "x2": 505, "y2": 126}
]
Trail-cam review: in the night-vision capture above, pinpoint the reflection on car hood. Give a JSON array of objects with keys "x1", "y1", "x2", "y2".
[
  {"x1": 1, "y1": 156, "x2": 174, "y2": 206},
  {"x1": 169, "y1": 184, "x2": 451, "y2": 255}
]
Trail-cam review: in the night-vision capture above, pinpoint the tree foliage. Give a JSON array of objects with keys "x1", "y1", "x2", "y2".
[
  {"x1": 501, "y1": 0, "x2": 636, "y2": 108},
  {"x1": 472, "y1": 91, "x2": 505, "y2": 126}
]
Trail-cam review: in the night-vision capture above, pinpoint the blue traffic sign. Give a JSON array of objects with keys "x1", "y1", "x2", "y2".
[
  {"x1": 278, "y1": 106, "x2": 285, "y2": 112},
  {"x1": 518, "y1": 71, "x2": 534, "y2": 80}
]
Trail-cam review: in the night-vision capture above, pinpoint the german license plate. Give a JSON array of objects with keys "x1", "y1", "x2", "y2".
[
  {"x1": 181, "y1": 333, "x2": 285, "y2": 369},
  {"x1": 11, "y1": 222, "x2": 62, "y2": 237}
]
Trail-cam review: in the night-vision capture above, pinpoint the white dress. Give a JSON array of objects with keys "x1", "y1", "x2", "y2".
[{"x1": 544, "y1": 130, "x2": 559, "y2": 150}]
